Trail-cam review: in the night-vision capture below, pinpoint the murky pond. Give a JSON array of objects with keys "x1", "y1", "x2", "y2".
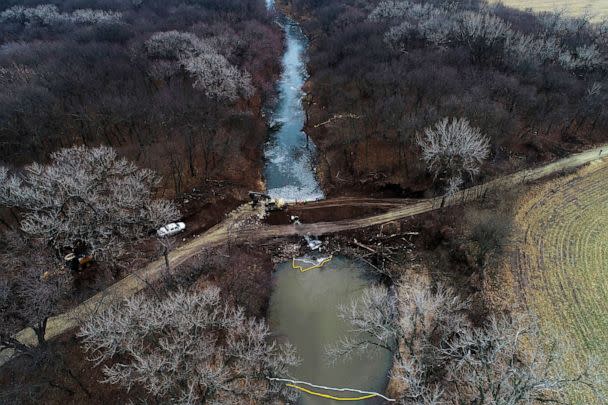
[{"x1": 268, "y1": 257, "x2": 393, "y2": 404}]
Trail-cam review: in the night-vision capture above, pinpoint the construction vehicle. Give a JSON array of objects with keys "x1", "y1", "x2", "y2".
[
  {"x1": 266, "y1": 197, "x2": 286, "y2": 212},
  {"x1": 64, "y1": 252, "x2": 94, "y2": 272},
  {"x1": 249, "y1": 191, "x2": 286, "y2": 212}
]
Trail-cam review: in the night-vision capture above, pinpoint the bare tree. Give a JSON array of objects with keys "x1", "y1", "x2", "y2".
[
  {"x1": 144, "y1": 30, "x2": 210, "y2": 60},
  {"x1": 328, "y1": 280, "x2": 604, "y2": 404},
  {"x1": 0, "y1": 4, "x2": 122, "y2": 26},
  {"x1": 326, "y1": 282, "x2": 468, "y2": 403},
  {"x1": 416, "y1": 117, "x2": 490, "y2": 193},
  {"x1": 0, "y1": 146, "x2": 179, "y2": 266},
  {"x1": 183, "y1": 53, "x2": 254, "y2": 101},
  {"x1": 443, "y1": 315, "x2": 605, "y2": 404},
  {"x1": 326, "y1": 282, "x2": 467, "y2": 361},
  {"x1": 78, "y1": 287, "x2": 299, "y2": 404},
  {"x1": 326, "y1": 285, "x2": 400, "y2": 361},
  {"x1": 0, "y1": 234, "x2": 71, "y2": 354},
  {"x1": 143, "y1": 30, "x2": 254, "y2": 101}
]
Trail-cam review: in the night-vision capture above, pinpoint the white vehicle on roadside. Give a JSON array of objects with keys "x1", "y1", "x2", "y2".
[{"x1": 157, "y1": 222, "x2": 186, "y2": 237}]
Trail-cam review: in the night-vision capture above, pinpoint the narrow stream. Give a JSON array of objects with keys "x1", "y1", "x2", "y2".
[
  {"x1": 264, "y1": 2, "x2": 393, "y2": 404},
  {"x1": 263, "y1": 1, "x2": 324, "y2": 202}
]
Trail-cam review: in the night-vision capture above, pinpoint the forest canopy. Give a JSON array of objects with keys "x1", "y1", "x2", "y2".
[
  {"x1": 288, "y1": 0, "x2": 608, "y2": 195},
  {"x1": 0, "y1": 0, "x2": 282, "y2": 195}
]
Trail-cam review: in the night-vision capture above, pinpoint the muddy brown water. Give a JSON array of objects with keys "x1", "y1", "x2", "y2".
[{"x1": 268, "y1": 257, "x2": 393, "y2": 404}]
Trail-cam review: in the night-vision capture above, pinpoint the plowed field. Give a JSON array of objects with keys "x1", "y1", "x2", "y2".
[
  {"x1": 513, "y1": 160, "x2": 608, "y2": 402},
  {"x1": 493, "y1": 0, "x2": 608, "y2": 19}
]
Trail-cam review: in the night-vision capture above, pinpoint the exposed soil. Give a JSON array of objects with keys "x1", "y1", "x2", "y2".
[{"x1": 267, "y1": 203, "x2": 389, "y2": 225}]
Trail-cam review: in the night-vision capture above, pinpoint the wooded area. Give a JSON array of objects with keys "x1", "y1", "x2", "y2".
[
  {"x1": 0, "y1": 0, "x2": 282, "y2": 195},
  {"x1": 287, "y1": 0, "x2": 608, "y2": 195}
]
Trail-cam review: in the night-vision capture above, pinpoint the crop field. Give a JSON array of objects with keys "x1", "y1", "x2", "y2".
[
  {"x1": 493, "y1": 0, "x2": 608, "y2": 19},
  {"x1": 513, "y1": 160, "x2": 608, "y2": 402}
]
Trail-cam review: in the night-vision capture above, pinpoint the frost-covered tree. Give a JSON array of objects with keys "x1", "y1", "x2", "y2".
[
  {"x1": 538, "y1": 10, "x2": 591, "y2": 39},
  {"x1": 454, "y1": 11, "x2": 513, "y2": 60},
  {"x1": 183, "y1": 53, "x2": 254, "y2": 101},
  {"x1": 144, "y1": 30, "x2": 254, "y2": 101},
  {"x1": 371, "y1": 1, "x2": 453, "y2": 49},
  {"x1": 384, "y1": 7, "x2": 453, "y2": 48},
  {"x1": 144, "y1": 30, "x2": 210, "y2": 60},
  {"x1": 0, "y1": 146, "x2": 179, "y2": 265},
  {"x1": 69, "y1": 9, "x2": 123, "y2": 25},
  {"x1": 0, "y1": 5, "x2": 122, "y2": 26},
  {"x1": 559, "y1": 44, "x2": 606, "y2": 71},
  {"x1": 367, "y1": 0, "x2": 414, "y2": 22},
  {"x1": 78, "y1": 287, "x2": 299, "y2": 404},
  {"x1": 370, "y1": 1, "x2": 607, "y2": 73},
  {"x1": 417, "y1": 117, "x2": 490, "y2": 192},
  {"x1": 504, "y1": 33, "x2": 562, "y2": 71}
]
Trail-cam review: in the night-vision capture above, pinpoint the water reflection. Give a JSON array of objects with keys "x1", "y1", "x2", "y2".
[{"x1": 268, "y1": 257, "x2": 392, "y2": 404}]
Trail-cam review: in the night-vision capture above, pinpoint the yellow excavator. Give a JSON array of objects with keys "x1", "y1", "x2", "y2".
[{"x1": 64, "y1": 252, "x2": 94, "y2": 272}]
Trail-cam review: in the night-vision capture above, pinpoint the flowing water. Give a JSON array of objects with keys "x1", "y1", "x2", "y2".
[
  {"x1": 264, "y1": 3, "x2": 393, "y2": 403},
  {"x1": 263, "y1": 2, "x2": 324, "y2": 202}
]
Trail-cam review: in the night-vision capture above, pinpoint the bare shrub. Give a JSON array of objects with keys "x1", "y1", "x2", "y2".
[
  {"x1": 468, "y1": 209, "x2": 512, "y2": 270},
  {"x1": 78, "y1": 287, "x2": 299, "y2": 404}
]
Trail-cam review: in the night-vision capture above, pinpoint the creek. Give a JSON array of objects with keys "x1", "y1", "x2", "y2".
[{"x1": 264, "y1": 2, "x2": 392, "y2": 403}]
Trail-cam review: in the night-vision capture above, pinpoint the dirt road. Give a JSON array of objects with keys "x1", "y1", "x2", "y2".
[{"x1": 2, "y1": 143, "x2": 607, "y2": 366}]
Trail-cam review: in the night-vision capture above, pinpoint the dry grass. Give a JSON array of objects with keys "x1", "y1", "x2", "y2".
[
  {"x1": 509, "y1": 159, "x2": 608, "y2": 402},
  {"x1": 492, "y1": 0, "x2": 608, "y2": 19}
]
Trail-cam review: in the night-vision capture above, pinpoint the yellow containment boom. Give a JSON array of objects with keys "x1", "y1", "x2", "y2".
[
  {"x1": 291, "y1": 256, "x2": 333, "y2": 272},
  {"x1": 268, "y1": 377, "x2": 396, "y2": 402},
  {"x1": 286, "y1": 384, "x2": 378, "y2": 401}
]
